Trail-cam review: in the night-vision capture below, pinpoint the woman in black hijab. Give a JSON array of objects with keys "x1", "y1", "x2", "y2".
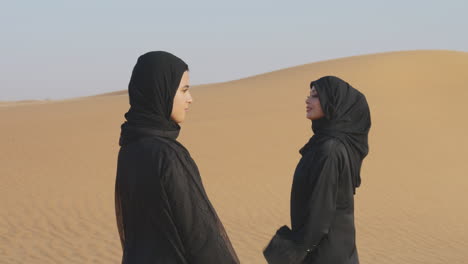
[
  {"x1": 115, "y1": 51, "x2": 239, "y2": 264},
  {"x1": 264, "y1": 76, "x2": 371, "y2": 264}
]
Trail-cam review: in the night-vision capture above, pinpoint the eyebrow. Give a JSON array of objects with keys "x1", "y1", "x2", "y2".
[{"x1": 182, "y1": 85, "x2": 190, "y2": 89}]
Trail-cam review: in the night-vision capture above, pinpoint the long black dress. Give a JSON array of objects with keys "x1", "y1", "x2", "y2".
[
  {"x1": 290, "y1": 136, "x2": 358, "y2": 263},
  {"x1": 264, "y1": 76, "x2": 371, "y2": 264},
  {"x1": 115, "y1": 51, "x2": 239, "y2": 264}
]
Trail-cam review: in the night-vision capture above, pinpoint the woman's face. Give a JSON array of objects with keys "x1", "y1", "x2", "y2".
[
  {"x1": 171, "y1": 71, "x2": 193, "y2": 123},
  {"x1": 306, "y1": 86, "x2": 325, "y2": 120}
]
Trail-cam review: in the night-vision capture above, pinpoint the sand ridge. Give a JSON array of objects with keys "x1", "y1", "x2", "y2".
[{"x1": 1, "y1": 50, "x2": 468, "y2": 263}]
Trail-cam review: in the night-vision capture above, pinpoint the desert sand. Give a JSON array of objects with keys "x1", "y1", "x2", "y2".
[{"x1": 1, "y1": 50, "x2": 468, "y2": 263}]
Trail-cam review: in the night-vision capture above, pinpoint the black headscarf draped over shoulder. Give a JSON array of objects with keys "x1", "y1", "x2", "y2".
[
  {"x1": 310, "y1": 76, "x2": 371, "y2": 193},
  {"x1": 119, "y1": 51, "x2": 188, "y2": 146}
]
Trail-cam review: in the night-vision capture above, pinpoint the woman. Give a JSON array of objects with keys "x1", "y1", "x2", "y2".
[
  {"x1": 264, "y1": 76, "x2": 371, "y2": 264},
  {"x1": 115, "y1": 51, "x2": 239, "y2": 264}
]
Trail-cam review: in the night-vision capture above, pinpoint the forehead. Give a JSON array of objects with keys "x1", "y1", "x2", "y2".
[{"x1": 310, "y1": 85, "x2": 317, "y2": 92}]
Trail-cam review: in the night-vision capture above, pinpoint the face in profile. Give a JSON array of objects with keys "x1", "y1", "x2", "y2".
[
  {"x1": 171, "y1": 71, "x2": 193, "y2": 123},
  {"x1": 306, "y1": 85, "x2": 325, "y2": 120}
]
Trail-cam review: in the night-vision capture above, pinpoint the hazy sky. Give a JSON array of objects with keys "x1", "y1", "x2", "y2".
[{"x1": 1, "y1": 0, "x2": 467, "y2": 101}]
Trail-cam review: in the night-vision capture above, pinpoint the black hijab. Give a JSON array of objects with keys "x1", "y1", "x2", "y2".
[
  {"x1": 119, "y1": 51, "x2": 188, "y2": 146},
  {"x1": 310, "y1": 76, "x2": 371, "y2": 193}
]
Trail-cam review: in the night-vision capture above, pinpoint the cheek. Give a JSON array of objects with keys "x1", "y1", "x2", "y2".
[
  {"x1": 311, "y1": 99, "x2": 320, "y2": 108},
  {"x1": 316, "y1": 101, "x2": 323, "y2": 111},
  {"x1": 317, "y1": 105, "x2": 324, "y2": 115},
  {"x1": 173, "y1": 95, "x2": 183, "y2": 111}
]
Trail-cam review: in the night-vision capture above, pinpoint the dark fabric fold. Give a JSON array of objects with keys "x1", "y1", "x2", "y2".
[
  {"x1": 119, "y1": 122, "x2": 180, "y2": 146},
  {"x1": 263, "y1": 225, "x2": 309, "y2": 264}
]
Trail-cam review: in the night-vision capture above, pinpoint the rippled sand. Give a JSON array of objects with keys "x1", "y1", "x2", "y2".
[{"x1": 1, "y1": 50, "x2": 468, "y2": 263}]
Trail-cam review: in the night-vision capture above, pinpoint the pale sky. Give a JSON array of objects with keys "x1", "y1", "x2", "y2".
[{"x1": 1, "y1": 0, "x2": 467, "y2": 101}]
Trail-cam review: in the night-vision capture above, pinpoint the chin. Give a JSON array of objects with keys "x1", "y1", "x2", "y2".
[
  {"x1": 171, "y1": 114, "x2": 186, "y2": 124},
  {"x1": 307, "y1": 115, "x2": 321, "y2": 121}
]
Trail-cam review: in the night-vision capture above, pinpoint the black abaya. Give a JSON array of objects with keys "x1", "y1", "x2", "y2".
[
  {"x1": 264, "y1": 76, "x2": 371, "y2": 264},
  {"x1": 115, "y1": 51, "x2": 239, "y2": 264}
]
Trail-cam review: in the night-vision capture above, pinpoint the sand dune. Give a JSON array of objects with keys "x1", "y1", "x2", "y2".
[{"x1": 1, "y1": 50, "x2": 468, "y2": 263}]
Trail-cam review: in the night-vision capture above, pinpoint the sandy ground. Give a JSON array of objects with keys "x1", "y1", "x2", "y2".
[{"x1": 1, "y1": 50, "x2": 468, "y2": 263}]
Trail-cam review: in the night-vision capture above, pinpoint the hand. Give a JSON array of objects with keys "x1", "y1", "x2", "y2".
[{"x1": 263, "y1": 226, "x2": 309, "y2": 264}]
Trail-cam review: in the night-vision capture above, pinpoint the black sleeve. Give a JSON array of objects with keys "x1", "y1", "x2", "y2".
[
  {"x1": 264, "y1": 144, "x2": 344, "y2": 263},
  {"x1": 298, "y1": 145, "x2": 343, "y2": 251}
]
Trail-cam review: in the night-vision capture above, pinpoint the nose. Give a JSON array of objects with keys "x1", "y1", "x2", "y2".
[{"x1": 187, "y1": 92, "x2": 193, "y2": 104}]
